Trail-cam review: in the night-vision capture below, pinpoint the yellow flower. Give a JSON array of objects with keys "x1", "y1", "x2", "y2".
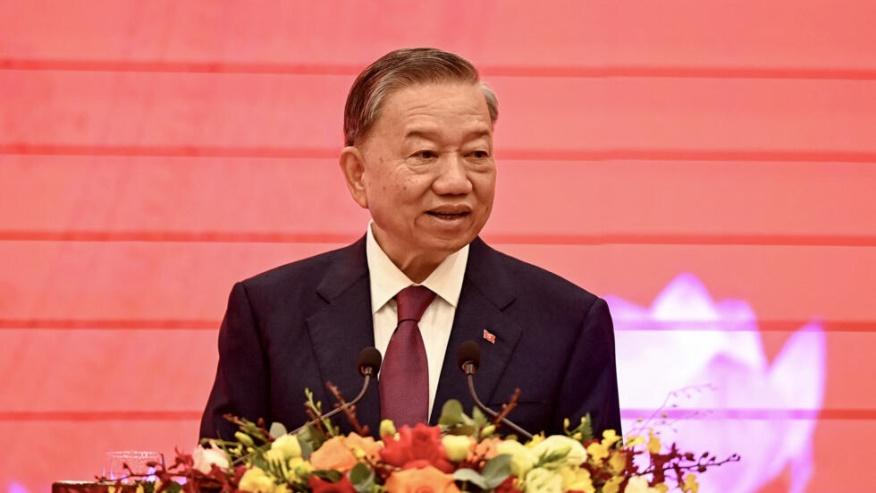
[
  {"x1": 601, "y1": 429, "x2": 621, "y2": 448},
  {"x1": 442, "y1": 435, "x2": 474, "y2": 462},
  {"x1": 285, "y1": 457, "x2": 313, "y2": 482},
  {"x1": 263, "y1": 448, "x2": 285, "y2": 465},
  {"x1": 380, "y1": 419, "x2": 397, "y2": 437},
  {"x1": 557, "y1": 466, "x2": 594, "y2": 493},
  {"x1": 271, "y1": 434, "x2": 302, "y2": 460},
  {"x1": 625, "y1": 476, "x2": 663, "y2": 493},
  {"x1": 602, "y1": 476, "x2": 623, "y2": 493},
  {"x1": 239, "y1": 467, "x2": 277, "y2": 493},
  {"x1": 647, "y1": 432, "x2": 662, "y2": 455},
  {"x1": 626, "y1": 435, "x2": 645, "y2": 447},
  {"x1": 608, "y1": 450, "x2": 627, "y2": 474},
  {"x1": 525, "y1": 434, "x2": 545, "y2": 448},
  {"x1": 495, "y1": 440, "x2": 537, "y2": 477},
  {"x1": 586, "y1": 442, "x2": 608, "y2": 463},
  {"x1": 235, "y1": 432, "x2": 256, "y2": 448},
  {"x1": 523, "y1": 467, "x2": 563, "y2": 493},
  {"x1": 683, "y1": 473, "x2": 700, "y2": 493}
]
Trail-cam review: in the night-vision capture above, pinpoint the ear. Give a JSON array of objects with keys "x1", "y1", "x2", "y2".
[{"x1": 339, "y1": 146, "x2": 369, "y2": 209}]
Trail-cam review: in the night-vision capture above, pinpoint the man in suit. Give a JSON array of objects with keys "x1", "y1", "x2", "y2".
[{"x1": 200, "y1": 48, "x2": 620, "y2": 440}]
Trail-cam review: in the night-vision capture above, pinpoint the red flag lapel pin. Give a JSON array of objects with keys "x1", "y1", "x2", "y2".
[{"x1": 482, "y1": 329, "x2": 496, "y2": 344}]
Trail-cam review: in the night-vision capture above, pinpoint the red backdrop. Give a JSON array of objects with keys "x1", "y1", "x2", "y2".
[{"x1": 1, "y1": 1, "x2": 875, "y2": 492}]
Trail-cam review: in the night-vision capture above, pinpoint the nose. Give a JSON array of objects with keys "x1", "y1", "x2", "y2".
[{"x1": 432, "y1": 153, "x2": 473, "y2": 195}]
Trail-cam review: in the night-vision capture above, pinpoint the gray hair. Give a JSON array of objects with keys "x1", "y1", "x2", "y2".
[{"x1": 343, "y1": 47, "x2": 499, "y2": 146}]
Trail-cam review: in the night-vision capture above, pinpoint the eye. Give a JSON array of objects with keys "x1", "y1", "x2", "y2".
[
  {"x1": 411, "y1": 150, "x2": 438, "y2": 160},
  {"x1": 469, "y1": 150, "x2": 491, "y2": 160}
]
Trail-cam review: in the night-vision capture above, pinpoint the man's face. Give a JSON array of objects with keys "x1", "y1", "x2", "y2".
[{"x1": 346, "y1": 82, "x2": 496, "y2": 270}]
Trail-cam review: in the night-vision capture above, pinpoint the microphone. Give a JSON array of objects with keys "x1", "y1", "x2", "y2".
[
  {"x1": 291, "y1": 347, "x2": 382, "y2": 434},
  {"x1": 457, "y1": 340, "x2": 533, "y2": 440}
]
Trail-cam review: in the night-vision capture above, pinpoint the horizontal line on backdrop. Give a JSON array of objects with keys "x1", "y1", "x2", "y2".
[
  {"x1": 3, "y1": 144, "x2": 876, "y2": 163},
  {"x1": 3, "y1": 59, "x2": 876, "y2": 81},
  {"x1": 1, "y1": 318, "x2": 872, "y2": 332},
  {"x1": 1, "y1": 230, "x2": 875, "y2": 247},
  {"x1": 0, "y1": 410, "x2": 202, "y2": 421},
  {"x1": 1, "y1": 409, "x2": 872, "y2": 422}
]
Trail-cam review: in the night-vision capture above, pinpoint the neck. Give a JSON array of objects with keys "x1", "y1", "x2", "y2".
[{"x1": 372, "y1": 229, "x2": 447, "y2": 284}]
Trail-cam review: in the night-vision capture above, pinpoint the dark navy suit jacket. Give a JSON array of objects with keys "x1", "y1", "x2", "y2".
[{"x1": 200, "y1": 237, "x2": 621, "y2": 440}]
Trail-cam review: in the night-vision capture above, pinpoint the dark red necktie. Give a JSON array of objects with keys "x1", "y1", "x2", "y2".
[{"x1": 379, "y1": 285, "x2": 436, "y2": 427}]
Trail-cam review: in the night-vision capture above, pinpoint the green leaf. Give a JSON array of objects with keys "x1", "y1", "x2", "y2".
[
  {"x1": 453, "y1": 468, "x2": 488, "y2": 490},
  {"x1": 472, "y1": 406, "x2": 488, "y2": 429},
  {"x1": 313, "y1": 469, "x2": 342, "y2": 483},
  {"x1": 438, "y1": 400, "x2": 466, "y2": 427},
  {"x1": 349, "y1": 463, "x2": 375, "y2": 493},
  {"x1": 269, "y1": 422, "x2": 288, "y2": 440},
  {"x1": 481, "y1": 454, "x2": 512, "y2": 488}
]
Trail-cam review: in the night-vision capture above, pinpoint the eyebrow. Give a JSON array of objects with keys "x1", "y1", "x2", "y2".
[{"x1": 403, "y1": 128, "x2": 492, "y2": 141}]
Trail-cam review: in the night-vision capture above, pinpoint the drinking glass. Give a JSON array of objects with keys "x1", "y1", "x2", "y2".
[{"x1": 103, "y1": 450, "x2": 163, "y2": 483}]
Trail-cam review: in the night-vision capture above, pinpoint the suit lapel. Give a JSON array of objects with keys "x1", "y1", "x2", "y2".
[
  {"x1": 306, "y1": 237, "x2": 382, "y2": 435},
  {"x1": 431, "y1": 238, "x2": 524, "y2": 422}
]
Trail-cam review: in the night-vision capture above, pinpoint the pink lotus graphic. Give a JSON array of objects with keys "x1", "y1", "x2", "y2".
[{"x1": 607, "y1": 273, "x2": 826, "y2": 493}]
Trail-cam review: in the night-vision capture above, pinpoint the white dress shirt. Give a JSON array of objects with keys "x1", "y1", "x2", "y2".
[{"x1": 365, "y1": 222, "x2": 469, "y2": 416}]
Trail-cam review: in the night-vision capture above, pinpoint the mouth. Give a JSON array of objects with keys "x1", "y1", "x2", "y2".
[{"x1": 426, "y1": 206, "x2": 472, "y2": 221}]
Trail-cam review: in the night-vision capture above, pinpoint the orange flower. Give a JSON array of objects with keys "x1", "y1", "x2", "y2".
[
  {"x1": 344, "y1": 432, "x2": 382, "y2": 460},
  {"x1": 385, "y1": 464, "x2": 460, "y2": 493},
  {"x1": 309, "y1": 437, "x2": 358, "y2": 472},
  {"x1": 467, "y1": 437, "x2": 501, "y2": 462},
  {"x1": 309, "y1": 433, "x2": 382, "y2": 472}
]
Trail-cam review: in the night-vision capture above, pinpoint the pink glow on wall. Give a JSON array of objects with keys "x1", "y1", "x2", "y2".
[{"x1": 609, "y1": 274, "x2": 825, "y2": 493}]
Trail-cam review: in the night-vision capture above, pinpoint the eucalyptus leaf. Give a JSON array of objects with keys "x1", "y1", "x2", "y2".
[
  {"x1": 349, "y1": 463, "x2": 375, "y2": 493},
  {"x1": 269, "y1": 422, "x2": 288, "y2": 440},
  {"x1": 438, "y1": 400, "x2": 466, "y2": 427},
  {"x1": 481, "y1": 454, "x2": 512, "y2": 488},
  {"x1": 453, "y1": 468, "x2": 488, "y2": 490},
  {"x1": 472, "y1": 406, "x2": 488, "y2": 428}
]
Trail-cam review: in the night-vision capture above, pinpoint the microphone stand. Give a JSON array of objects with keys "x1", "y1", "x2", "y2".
[
  {"x1": 462, "y1": 361, "x2": 534, "y2": 440},
  {"x1": 291, "y1": 365, "x2": 377, "y2": 435}
]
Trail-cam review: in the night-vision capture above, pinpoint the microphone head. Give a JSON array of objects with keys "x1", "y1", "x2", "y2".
[
  {"x1": 457, "y1": 340, "x2": 481, "y2": 372},
  {"x1": 357, "y1": 347, "x2": 382, "y2": 376}
]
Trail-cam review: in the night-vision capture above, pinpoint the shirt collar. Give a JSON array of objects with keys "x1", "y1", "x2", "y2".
[{"x1": 365, "y1": 222, "x2": 469, "y2": 314}]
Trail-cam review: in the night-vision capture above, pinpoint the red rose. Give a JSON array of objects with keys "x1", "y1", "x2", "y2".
[
  {"x1": 308, "y1": 475, "x2": 356, "y2": 493},
  {"x1": 380, "y1": 424, "x2": 453, "y2": 473}
]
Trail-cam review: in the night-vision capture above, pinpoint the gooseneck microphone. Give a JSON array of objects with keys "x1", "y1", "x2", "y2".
[
  {"x1": 291, "y1": 347, "x2": 382, "y2": 434},
  {"x1": 457, "y1": 340, "x2": 534, "y2": 440}
]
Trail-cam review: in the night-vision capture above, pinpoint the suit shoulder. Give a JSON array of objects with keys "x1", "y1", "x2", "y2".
[
  {"x1": 490, "y1": 247, "x2": 600, "y2": 308},
  {"x1": 238, "y1": 242, "x2": 360, "y2": 295}
]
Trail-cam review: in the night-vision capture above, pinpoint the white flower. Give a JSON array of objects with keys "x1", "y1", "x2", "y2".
[
  {"x1": 523, "y1": 467, "x2": 563, "y2": 493},
  {"x1": 192, "y1": 444, "x2": 230, "y2": 474},
  {"x1": 441, "y1": 435, "x2": 473, "y2": 462},
  {"x1": 529, "y1": 435, "x2": 587, "y2": 468},
  {"x1": 270, "y1": 434, "x2": 302, "y2": 460},
  {"x1": 239, "y1": 467, "x2": 277, "y2": 493},
  {"x1": 495, "y1": 440, "x2": 537, "y2": 477}
]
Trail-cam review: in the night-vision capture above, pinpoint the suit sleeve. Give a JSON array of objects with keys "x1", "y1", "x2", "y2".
[
  {"x1": 552, "y1": 297, "x2": 622, "y2": 437},
  {"x1": 199, "y1": 281, "x2": 270, "y2": 440}
]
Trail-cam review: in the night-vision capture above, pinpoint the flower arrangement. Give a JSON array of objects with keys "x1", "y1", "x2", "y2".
[{"x1": 103, "y1": 392, "x2": 738, "y2": 493}]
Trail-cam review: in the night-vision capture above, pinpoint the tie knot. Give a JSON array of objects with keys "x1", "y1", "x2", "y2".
[{"x1": 395, "y1": 285, "x2": 436, "y2": 322}]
